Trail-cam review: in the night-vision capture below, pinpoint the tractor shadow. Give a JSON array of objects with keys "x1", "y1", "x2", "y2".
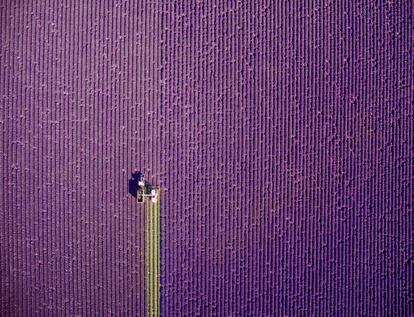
[{"x1": 128, "y1": 171, "x2": 143, "y2": 198}]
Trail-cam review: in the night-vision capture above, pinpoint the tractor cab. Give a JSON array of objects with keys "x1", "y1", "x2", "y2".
[{"x1": 133, "y1": 173, "x2": 158, "y2": 204}]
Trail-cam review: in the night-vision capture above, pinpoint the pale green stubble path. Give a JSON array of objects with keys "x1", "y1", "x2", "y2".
[{"x1": 146, "y1": 190, "x2": 160, "y2": 317}]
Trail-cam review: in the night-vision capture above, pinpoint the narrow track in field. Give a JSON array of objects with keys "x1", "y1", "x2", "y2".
[{"x1": 146, "y1": 191, "x2": 160, "y2": 317}]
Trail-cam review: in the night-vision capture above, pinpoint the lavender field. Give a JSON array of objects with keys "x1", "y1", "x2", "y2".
[{"x1": 1, "y1": 1, "x2": 413, "y2": 316}]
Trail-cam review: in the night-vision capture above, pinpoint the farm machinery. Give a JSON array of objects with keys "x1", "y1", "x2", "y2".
[{"x1": 129, "y1": 172, "x2": 158, "y2": 203}]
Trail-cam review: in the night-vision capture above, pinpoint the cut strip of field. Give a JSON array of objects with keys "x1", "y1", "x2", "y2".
[{"x1": 146, "y1": 191, "x2": 160, "y2": 317}]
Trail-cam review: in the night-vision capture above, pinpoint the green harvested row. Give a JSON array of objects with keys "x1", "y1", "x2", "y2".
[{"x1": 146, "y1": 191, "x2": 160, "y2": 317}]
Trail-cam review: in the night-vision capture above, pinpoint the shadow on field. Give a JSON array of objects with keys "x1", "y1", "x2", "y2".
[{"x1": 128, "y1": 171, "x2": 143, "y2": 198}]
